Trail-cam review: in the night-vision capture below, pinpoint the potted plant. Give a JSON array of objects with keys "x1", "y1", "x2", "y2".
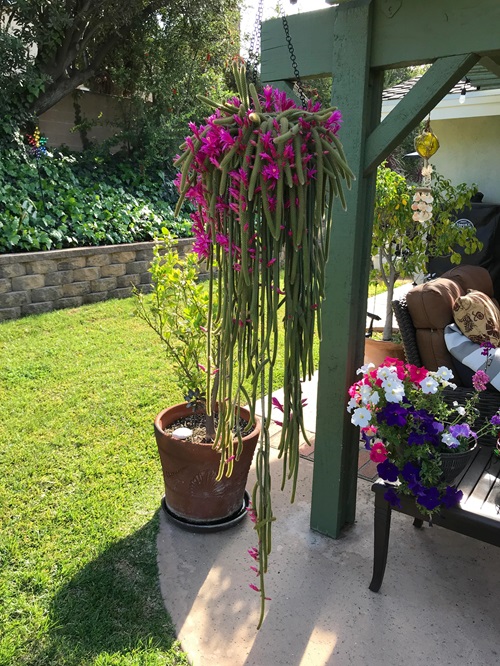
[
  {"x1": 370, "y1": 163, "x2": 481, "y2": 349},
  {"x1": 348, "y1": 356, "x2": 500, "y2": 515},
  {"x1": 169, "y1": 59, "x2": 353, "y2": 625},
  {"x1": 135, "y1": 231, "x2": 261, "y2": 527}
]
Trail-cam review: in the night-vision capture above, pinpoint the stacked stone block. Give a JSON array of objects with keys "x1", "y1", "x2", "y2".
[{"x1": 0, "y1": 239, "x2": 193, "y2": 322}]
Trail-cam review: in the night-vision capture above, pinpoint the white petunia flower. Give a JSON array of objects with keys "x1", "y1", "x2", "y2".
[
  {"x1": 384, "y1": 385, "x2": 405, "y2": 403},
  {"x1": 357, "y1": 362, "x2": 375, "y2": 375},
  {"x1": 358, "y1": 384, "x2": 373, "y2": 404},
  {"x1": 420, "y1": 376, "x2": 439, "y2": 394},
  {"x1": 442, "y1": 432, "x2": 460, "y2": 449},
  {"x1": 377, "y1": 366, "x2": 398, "y2": 381},
  {"x1": 346, "y1": 398, "x2": 359, "y2": 413},
  {"x1": 351, "y1": 406, "x2": 372, "y2": 427},
  {"x1": 435, "y1": 366, "x2": 454, "y2": 382}
]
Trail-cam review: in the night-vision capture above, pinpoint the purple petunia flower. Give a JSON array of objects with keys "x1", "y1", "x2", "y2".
[
  {"x1": 401, "y1": 462, "x2": 421, "y2": 483},
  {"x1": 377, "y1": 403, "x2": 408, "y2": 427},
  {"x1": 383, "y1": 487, "x2": 401, "y2": 508},
  {"x1": 377, "y1": 459, "x2": 399, "y2": 483},
  {"x1": 449, "y1": 423, "x2": 476, "y2": 439},
  {"x1": 416, "y1": 487, "x2": 441, "y2": 512},
  {"x1": 490, "y1": 414, "x2": 500, "y2": 426},
  {"x1": 441, "y1": 486, "x2": 463, "y2": 508}
]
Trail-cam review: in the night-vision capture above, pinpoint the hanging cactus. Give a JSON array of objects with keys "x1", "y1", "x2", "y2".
[{"x1": 174, "y1": 60, "x2": 353, "y2": 627}]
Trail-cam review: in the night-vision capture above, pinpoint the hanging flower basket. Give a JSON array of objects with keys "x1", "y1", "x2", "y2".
[{"x1": 173, "y1": 60, "x2": 354, "y2": 625}]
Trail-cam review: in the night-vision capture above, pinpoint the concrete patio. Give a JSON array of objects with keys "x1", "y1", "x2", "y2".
[
  {"x1": 156, "y1": 284, "x2": 500, "y2": 665},
  {"x1": 157, "y1": 446, "x2": 500, "y2": 665}
]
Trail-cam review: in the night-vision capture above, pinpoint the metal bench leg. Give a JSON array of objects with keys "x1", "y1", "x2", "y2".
[{"x1": 369, "y1": 492, "x2": 392, "y2": 592}]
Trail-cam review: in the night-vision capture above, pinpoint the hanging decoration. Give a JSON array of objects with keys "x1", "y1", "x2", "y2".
[
  {"x1": 174, "y1": 59, "x2": 353, "y2": 626},
  {"x1": 26, "y1": 127, "x2": 48, "y2": 214},
  {"x1": 411, "y1": 117, "x2": 440, "y2": 223}
]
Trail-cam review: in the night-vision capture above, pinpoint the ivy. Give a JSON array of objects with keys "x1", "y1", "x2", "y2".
[{"x1": 0, "y1": 149, "x2": 192, "y2": 253}]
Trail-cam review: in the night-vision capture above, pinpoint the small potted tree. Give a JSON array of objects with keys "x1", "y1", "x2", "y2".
[
  {"x1": 367, "y1": 162, "x2": 481, "y2": 364},
  {"x1": 135, "y1": 231, "x2": 261, "y2": 528}
]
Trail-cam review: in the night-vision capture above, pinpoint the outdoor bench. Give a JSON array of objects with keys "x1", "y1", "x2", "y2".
[{"x1": 369, "y1": 443, "x2": 500, "y2": 592}]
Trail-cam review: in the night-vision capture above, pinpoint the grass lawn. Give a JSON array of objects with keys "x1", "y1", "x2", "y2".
[
  {"x1": 367, "y1": 278, "x2": 411, "y2": 299},
  {"x1": 0, "y1": 298, "x2": 190, "y2": 665}
]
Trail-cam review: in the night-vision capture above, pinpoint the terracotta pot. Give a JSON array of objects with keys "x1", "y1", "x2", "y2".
[
  {"x1": 364, "y1": 337, "x2": 405, "y2": 368},
  {"x1": 154, "y1": 403, "x2": 260, "y2": 524}
]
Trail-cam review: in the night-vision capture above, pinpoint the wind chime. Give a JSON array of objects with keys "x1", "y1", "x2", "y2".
[{"x1": 411, "y1": 117, "x2": 440, "y2": 223}]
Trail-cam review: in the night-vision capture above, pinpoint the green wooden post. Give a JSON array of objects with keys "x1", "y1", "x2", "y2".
[
  {"x1": 259, "y1": 0, "x2": 500, "y2": 539},
  {"x1": 310, "y1": 0, "x2": 381, "y2": 537}
]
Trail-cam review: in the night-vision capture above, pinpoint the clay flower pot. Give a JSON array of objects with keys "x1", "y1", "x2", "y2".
[
  {"x1": 364, "y1": 337, "x2": 405, "y2": 368},
  {"x1": 154, "y1": 403, "x2": 260, "y2": 526}
]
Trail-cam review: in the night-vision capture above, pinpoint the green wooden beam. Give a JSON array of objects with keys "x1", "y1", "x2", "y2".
[
  {"x1": 364, "y1": 52, "x2": 480, "y2": 174},
  {"x1": 310, "y1": 0, "x2": 382, "y2": 538},
  {"x1": 479, "y1": 55, "x2": 500, "y2": 79},
  {"x1": 261, "y1": 0, "x2": 500, "y2": 84},
  {"x1": 371, "y1": 0, "x2": 500, "y2": 69},
  {"x1": 261, "y1": 10, "x2": 336, "y2": 82}
]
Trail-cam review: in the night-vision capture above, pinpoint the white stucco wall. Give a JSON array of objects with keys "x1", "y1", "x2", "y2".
[
  {"x1": 429, "y1": 116, "x2": 500, "y2": 204},
  {"x1": 382, "y1": 89, "x2": 500, "y2": 205}
]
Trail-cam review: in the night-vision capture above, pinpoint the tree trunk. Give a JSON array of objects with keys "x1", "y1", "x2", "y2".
[
  {"x1": 383, "y1": 274, "x2": 396, "y2": 341},
  {"x1": 33, "y1": 71, "x2": 90, "y2": 116}
]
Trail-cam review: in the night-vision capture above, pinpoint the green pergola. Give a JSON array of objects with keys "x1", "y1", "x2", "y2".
[{"x1": 261, "y1": 0, "x2": 500, "y2": 538}]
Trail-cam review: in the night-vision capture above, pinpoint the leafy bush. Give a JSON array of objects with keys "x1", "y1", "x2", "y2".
[{"x1": 0, "y1": 148, "x2": 192, "y2": 253}]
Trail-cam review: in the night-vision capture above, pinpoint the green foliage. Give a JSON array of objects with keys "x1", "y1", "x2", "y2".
[
  {"x1": 0, "y1": 149, "x2": 192, "y2": 253},
  {"x1": 373, "y1": 164, "x2": 480, "y2": 338},
  {"x1": 0, "y1": 26, "x2": 46, "y2": 140},
  {"x1": 0, "y1": 0, "x2": 240, "y2": 150},
  {"x1": 106, "y1": 5, "x2": 239, "y2": 167},
  {"x1": 134, "y1": 232, "x2": 210, "y2": 406}
]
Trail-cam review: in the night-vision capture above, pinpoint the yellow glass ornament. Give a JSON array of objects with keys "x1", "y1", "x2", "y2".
[{"x1": 414, "y1": 121, "x2": 440, "y2": 159}]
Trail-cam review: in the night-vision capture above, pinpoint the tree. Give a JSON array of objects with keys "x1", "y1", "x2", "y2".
[
  {"x1": 373, "y1": 164, "x2": 481, "y2": 340},
  {"x1": 0, "y1": 0, "x2": 240, "y2": 136}
]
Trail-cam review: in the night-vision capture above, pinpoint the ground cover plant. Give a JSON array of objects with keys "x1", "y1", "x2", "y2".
[
  {"x1": 0, "y1": 297, "x2": 191, "y2": 665},
  {"x1": 0, "y1": 148, "x2": 192, "y2": 253}
]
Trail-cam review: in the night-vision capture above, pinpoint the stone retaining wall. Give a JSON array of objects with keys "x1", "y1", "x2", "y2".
[{"x1": 0, "y1": 239, "x2": 193, "y2": 322}]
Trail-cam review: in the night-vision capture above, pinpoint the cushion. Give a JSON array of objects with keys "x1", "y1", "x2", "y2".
[
  {"x1": 452, "y1": 289, "x2": 500, "y2": 346},
  {"x1": 405, "y1": 266, "x2": 495, "y2": 377},
  {"x1": 444, "y1": 323, "x2": 500, "y2": 392}
]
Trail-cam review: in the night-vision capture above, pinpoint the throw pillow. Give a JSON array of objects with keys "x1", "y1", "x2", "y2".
[
  {"x1": 452, "y1": 289, "x2": 500, "y2": 346},
  {"x1": 444, "y1": 323, "x2": 500, "y2": 392}
]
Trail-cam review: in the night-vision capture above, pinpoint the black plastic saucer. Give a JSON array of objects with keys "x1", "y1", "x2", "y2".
[{"x1": 161, "y1": 491, "x2": 250, "y2": 532}]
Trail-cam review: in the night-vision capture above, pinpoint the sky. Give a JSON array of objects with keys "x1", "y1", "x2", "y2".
[{"x1": 240, "y1": 0, "x2": 331, "y2": 57}]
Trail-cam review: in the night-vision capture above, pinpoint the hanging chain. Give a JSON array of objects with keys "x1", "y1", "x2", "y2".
[
  {"x1": 278, "y1": 1, "x2": 308, "y2": 108},
  {"x1": 247, "y1": 0, "x2": 264, "y2": 86}
]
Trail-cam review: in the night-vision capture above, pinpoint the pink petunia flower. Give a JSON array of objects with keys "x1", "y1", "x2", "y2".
[{"x1": 369, "y1": 441, "x2": 388, "y2": 463}]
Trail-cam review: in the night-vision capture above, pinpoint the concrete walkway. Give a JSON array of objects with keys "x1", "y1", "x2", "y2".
[
  {"x1": 157, "y1": 450, "x2": 500, "y2": 665},
  {"x1": 156, "y1": 282, "x2": 500, "y2": 665}
]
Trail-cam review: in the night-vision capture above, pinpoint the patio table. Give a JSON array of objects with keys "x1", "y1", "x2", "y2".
[{"x1": 369, "y1": 445, "x2": 500, "y2": 592}]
